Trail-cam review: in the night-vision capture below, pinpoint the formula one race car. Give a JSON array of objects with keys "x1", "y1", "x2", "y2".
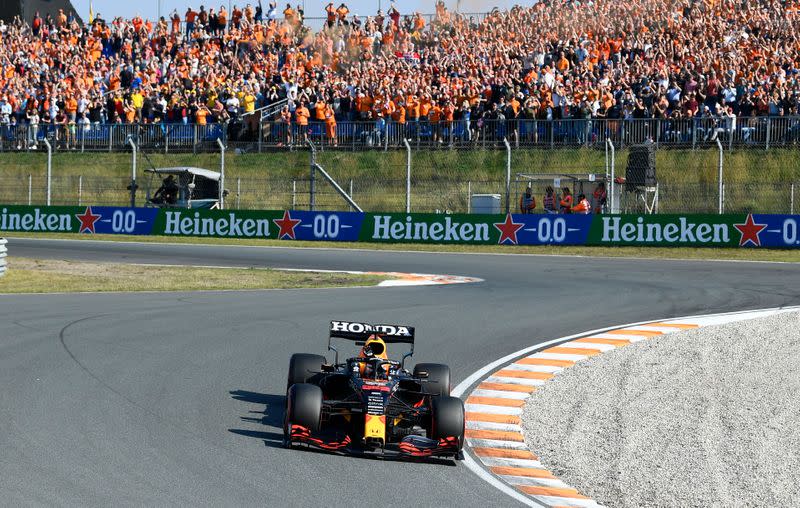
[{"x1": 283, "y1": 321, "x2": 465, "y2": 460}]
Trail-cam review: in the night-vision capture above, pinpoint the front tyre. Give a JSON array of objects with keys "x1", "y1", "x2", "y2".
[
  {"x1": 430, "y1": 395, "x2": 465, "y2": 450},
  {"x1": 285, "y1": 383, "x2": 323, "y2": 436}
]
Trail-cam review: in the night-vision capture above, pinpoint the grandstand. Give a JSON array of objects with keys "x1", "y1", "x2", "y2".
[{"x1": 1, "y1": 0, "x2": 800, "y2": 152}]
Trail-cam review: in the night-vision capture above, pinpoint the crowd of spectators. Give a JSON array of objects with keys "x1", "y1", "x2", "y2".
[{"x1": 2, "y1": 0, "x2": 800, "y2": 148}]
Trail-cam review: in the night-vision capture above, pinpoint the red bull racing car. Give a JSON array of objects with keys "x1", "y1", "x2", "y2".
[{"x1": 284, "y1": 321, "x2": 465, "y2": 460}]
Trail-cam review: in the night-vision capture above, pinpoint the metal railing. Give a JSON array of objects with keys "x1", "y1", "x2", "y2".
[
  {"x1": 3, "y1": 116, "x2": 800, "y2": 153},
  {"x1": 0, "y1": 123, "x2": 226, "y2": 154}
]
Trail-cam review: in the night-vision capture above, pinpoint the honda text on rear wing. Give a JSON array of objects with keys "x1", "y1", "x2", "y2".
[{"x1": 328, "y1": 320, "x2": 415, "y2": 366}]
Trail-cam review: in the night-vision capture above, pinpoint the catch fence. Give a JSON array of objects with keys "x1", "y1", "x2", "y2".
[{"x1": 2, "y1": 152, "x2": 796, "y2": 215}]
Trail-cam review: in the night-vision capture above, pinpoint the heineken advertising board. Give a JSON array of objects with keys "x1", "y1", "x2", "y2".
[{"x1": 1, "y1": 205, "x2": 798, "y2": 248}]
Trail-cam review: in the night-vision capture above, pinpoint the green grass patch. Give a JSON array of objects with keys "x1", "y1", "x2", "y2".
[
  {"x1": 4, "y1": 232, "x2": 799, "y2": 263},
  {"x1": 0, "y1": 256, "x2": 384, "y2": 293}
]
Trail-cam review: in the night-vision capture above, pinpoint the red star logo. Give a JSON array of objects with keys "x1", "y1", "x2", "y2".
[
  {"x1": 273, "y1": 210, "x2": 302, "y2": 240},
  {"x1": 733, "y1": 214, "x2": 767, "y2": 247},
  {"x1": 493, "y1": 214, "x2": 524, "y2": 245},
  {"x1": 74, "y1": 206, "x2": 102, "y2": 234}
]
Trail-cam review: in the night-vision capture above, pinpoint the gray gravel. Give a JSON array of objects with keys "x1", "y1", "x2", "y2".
[{"x1": 522, "y1": 312, "x2": 800, "y2": 508}]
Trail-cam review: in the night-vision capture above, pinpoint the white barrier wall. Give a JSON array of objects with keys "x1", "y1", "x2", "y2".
[{"x1": 0, "y1": 238, "x2": 6, "y2": 278}]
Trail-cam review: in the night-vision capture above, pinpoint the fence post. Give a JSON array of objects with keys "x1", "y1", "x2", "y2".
[
  {"x1": 309, "y1": 140, "x2": 316, "y2": 211},
  {"x1": 292, "y1": 179, "x2": 296, "y2": 209},
  {"x1": 607, "y1": 139, "x2": 615, "y2": 213},
  {"x1": 584, "y1": 120, "x2": 590, "y2": 148},
  {"x1": 404, "y1": 138, "x2": 411, "y2": 213},
  {"x1": 716, "y1": 138, "x2": 723, "y2": 214},
  {"x1": 165, "y1": 126, "x2": 169, "y2": 154},
  {"x1": 791, "y1": 183, "x2": 795, "y2": 215},
  {"x1": 109, "y1": 125, "x2": 113, "y2": 152},
  {"x1": 127, "y1": 137, "x2": 137, "y2": 207},
  {"x1": 467, "y1": 181, "x2": 472, "y2": 213},
  {"x1": 503, "y1": 137, "x2": 511, "y2": 214},
  {"x1": 445, "y1": 121, "x2": 450, "y2": 147},
  {"x1": 728, "y1": 122, "x2": 733, "y2": 151},
  {"x1": 216, "y1": 138, "x2": 226, "y2": 209},
  {"x1": 28, "y1": 174, "x2": 32, "y2": 205},
  {"x1": 236, "y1": 177, "x2": 241, "y2": 209},
  {"x1": 655, "y1": 119, "x2": 660, "y2": 148},
  {"x1": 78, "y1": 175, "x2": 83, "y2": 206},
  {"x1": 349, "y1": 179, "x2": 354, "y2": 212},
  {"x1": 765, "y1": 117, "x2": 771, "y2": 150},
  {"x1": 258, "y1": 120, "x2": 263, "y2": 153},
  {"x1": 43, "y1": 138, "x2": 52, "y2": 206}
]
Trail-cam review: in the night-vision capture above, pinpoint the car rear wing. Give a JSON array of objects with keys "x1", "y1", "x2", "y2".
[
  {"x1": 329, "y1": 321, "x2": 415, "y2": 344},
  {"x1": 328, "y1": 320, "x2": 415, "y2": 367}
]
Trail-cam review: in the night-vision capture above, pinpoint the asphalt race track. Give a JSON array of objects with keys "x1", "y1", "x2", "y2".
[{"x1": 2, "y1": 238, "x2": 799, "y2": 506}]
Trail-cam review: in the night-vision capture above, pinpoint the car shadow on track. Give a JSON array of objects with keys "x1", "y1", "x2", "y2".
[
  {"x1": 227, "y1": 389, "x2": 456, "y2": 466},
  {"x1": 228, "y1": 389, "x2": 287, "y2": 449}
]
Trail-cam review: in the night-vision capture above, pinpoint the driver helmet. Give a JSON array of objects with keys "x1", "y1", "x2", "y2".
[{"x1": 359, "y1": 335, "x2": 388, "y2": 377}]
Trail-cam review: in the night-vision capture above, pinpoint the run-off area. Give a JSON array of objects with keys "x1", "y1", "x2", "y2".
[{"x1": 523, "y1": 311, "x2": 800, "y2": 508}]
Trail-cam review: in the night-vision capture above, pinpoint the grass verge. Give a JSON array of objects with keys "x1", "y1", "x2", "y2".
[
  {"x1": 0, "y1": 257, "x2": 385, "y2": 293},
  {"x1": 3, "y1": 232, "x2": 800, "y2": 263}
]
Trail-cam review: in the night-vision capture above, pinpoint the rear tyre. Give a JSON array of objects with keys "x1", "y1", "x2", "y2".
[
  {"x1": 287, "y1": 353, "x2": 326, "y2": 390},
  {"x1": 285, "y1": 383, "x2": 323, "y2": 434},
  {"x1": 414, "y1": 363, "x2": 451, "y2": 397},
  {"x1": 430, "y1": 395, "x2": 465, "y2": 448}
]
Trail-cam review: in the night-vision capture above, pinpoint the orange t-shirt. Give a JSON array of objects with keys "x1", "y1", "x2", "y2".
[
  {"x1": 443, "y1": 104, "x2": 455, "y2": 122},
  {"x1": 295, "y1": 106, "x2": 309, "y2": 125},
  {"x1": 392, "y1": 105, "x2": 406, "y2": 123},
  {"x1": 196, "y1": 109, "x2": 208, "y2": 125},
  {"x1": 419, "y1": 99, "x2": 432, "y2": 118},
  {"x1": 314, "y1": 102, "x2": 326, "y2": 120},
  {"x1": 355, "y1": 96, "x2": 373, "y2": 113},
  {"x1": 429, "y1": 105, "x2": 441, "y2": 123},
  {"x1": 324, "y1": 105, "x2": 336, "y2": 124},
  {"x1": 405, "y1": 96, "x2": 419, "y2": 118}
]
